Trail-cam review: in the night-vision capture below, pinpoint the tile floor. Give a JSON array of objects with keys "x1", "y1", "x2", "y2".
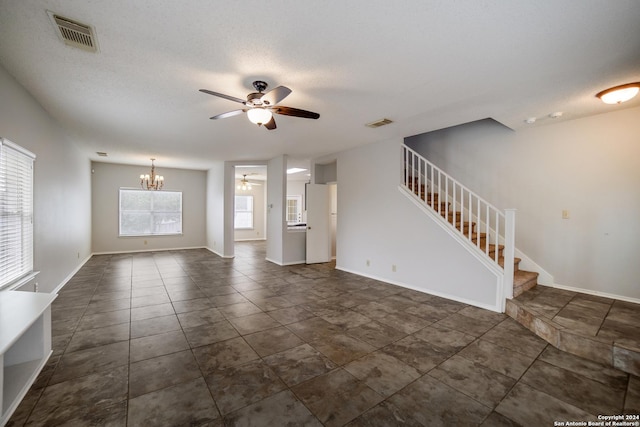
[{"x1": 8, "y1": 242, "x2": 640, "y2": 426}]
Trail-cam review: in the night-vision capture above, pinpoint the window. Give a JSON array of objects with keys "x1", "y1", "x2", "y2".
[
  {"x1": 119, "y1": 189, "x2": 182, "y2": 236},
  {"x1": 0, "y1": 138, "x2": 35, "y2": 290},
  {"x1": 234, "y1": 195, "x2": 253, "y2": 229},
  {"x1": 286, "y1": 195, "x2": 302, "y2": 224}
]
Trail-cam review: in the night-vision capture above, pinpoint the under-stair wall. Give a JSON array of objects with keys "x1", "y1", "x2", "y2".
[
  {"x1": 333, "y1": 138, "x2": 506, "y2": 312},
  {"x1": 401, "y1": 144, "x2": 544, "y2": 302}
]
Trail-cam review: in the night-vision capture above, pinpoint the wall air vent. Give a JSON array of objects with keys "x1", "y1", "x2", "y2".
[
  {"x1": 48, "y1": 11, "x2": 98, "y2": 52},
  {"x1": 365, "y1": 118, "x2": 394, "y2": 128}
]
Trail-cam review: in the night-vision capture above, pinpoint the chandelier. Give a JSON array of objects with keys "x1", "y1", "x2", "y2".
[
  {"x1": 140, "y1": 158, "x2": 164, "y2": 190},
  {"x1": 237, "y1": 174, "x2": 252, "y2": 191}
]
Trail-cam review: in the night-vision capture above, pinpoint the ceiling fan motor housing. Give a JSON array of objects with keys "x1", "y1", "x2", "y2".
[
  {"x1": 246, "y1": 92, "x2": 264, "y2": 106},
  {"x1": 252, "y1": 80, "x2": 268, "y2": 92}
]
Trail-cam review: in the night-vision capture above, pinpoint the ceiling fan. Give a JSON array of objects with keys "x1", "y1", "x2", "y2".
[
  {"x1": 237, "y1": 174, "x2": 261, "y2": 190},
  {"x1": 199, "y1": 80, "x2": 320, "y2": 130}
]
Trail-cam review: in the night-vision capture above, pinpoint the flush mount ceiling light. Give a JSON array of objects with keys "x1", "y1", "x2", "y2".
[
  {"x1": 139, "y1": 158, "x2": 164, "y2": 190},
  {"x1": 286, "y1": 168, "x2": 307, "y2": 174},
  {"x1": 596, "y1": 82, "x2": 640, "y2": 104}
]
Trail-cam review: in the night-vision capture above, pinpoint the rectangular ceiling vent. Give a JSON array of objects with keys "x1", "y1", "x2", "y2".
[
  {"x1": 48, "y1": 12, "x2": 98, "y2": 52},
  {"x1": 365, "y1": 118, "x2": 394, "y2": 128}
]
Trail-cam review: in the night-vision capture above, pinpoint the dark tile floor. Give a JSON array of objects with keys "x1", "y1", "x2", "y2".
[{"x1": 8, "y1": 242, "x2": 640, "y2": 426}]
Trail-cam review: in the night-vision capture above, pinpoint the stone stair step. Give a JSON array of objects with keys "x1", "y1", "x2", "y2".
[{"x1": 507, "y1": 289, "x2": 640, "y2": 376}]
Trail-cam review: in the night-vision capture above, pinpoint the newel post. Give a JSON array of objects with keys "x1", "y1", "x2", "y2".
[{"x1": 503, "y1": 209, "x2": 517, "y2": 301}]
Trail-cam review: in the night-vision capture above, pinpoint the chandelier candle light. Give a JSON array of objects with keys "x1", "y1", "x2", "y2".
[{"x1": 140, "y1": 158, "x2": 164, "y2": 190}]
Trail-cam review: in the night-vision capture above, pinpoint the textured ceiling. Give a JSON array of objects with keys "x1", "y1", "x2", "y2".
[{"x1": 1, "y1": 0, "x2": 639, "y2": 170}]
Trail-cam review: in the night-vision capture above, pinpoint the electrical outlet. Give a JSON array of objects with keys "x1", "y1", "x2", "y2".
[
  {"x1": 392, "y1": 264, "x2": 397, "y2": 272},
  {"x1": 34, "y1": 282, "x2": 39, "y2": 292},
  {"x1": 366, "y1": 259, "x2": 370, "y2": 267},
  {"x1": 77, "y1": 252, "x2": 80, "y2": 259},
  {"x1": 562, "y1": 210, "x2": 570, "y2": 219},
  {"x1": 144, "y1": 240, "x2": 148, "y2": 245}
]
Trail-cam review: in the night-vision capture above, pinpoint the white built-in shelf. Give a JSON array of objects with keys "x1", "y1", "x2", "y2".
[{"x1": 0, "y1": 290, "x2": 56, "y2": 426}]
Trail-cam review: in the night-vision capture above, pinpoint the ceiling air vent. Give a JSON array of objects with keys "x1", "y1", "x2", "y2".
[
  {"x1": 365, "y1": 118, "x2": 394, "y2": 128},
  {"x1": 48, "y1": 12, "x2": 98, "y2": 52}
]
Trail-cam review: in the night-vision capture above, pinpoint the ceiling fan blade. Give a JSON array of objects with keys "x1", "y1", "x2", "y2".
[
  {"x1": 273, "y1": 106, "x2": 320, "y2": 119},
  {"x1": 264, "y1": 116, "x2": 277, "y2": 130},
  {"x1": 210, "y1": 109, "x2": 247, "y2": 120},
  {"x1": 199, "y1": 89, "x2": 246, "y2": 104},
  {"x1": 260, "y1": 86, "x2": 292, "y2": 106}
]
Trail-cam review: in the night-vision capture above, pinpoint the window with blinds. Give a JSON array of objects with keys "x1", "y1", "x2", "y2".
[
  {"x1": 234, "y1": 195, "x2": 253, "y2": 229},
  {"x1": 0, "y1": 138, "x2": 35, "y2": 290},
  {"x1": 119, "y1": 189, "x2": 183, "y2": 236}
]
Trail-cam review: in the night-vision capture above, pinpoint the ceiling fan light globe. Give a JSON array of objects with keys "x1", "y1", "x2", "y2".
[{"x1": 247, "y1": 108, "x2": 272, "y2": 125}]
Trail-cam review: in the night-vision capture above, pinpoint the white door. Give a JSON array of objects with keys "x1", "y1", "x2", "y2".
[{"x1": 306, "y1": 183, "x2": 331, "y2": 264}]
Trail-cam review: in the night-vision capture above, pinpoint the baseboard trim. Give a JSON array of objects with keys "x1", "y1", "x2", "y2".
[
  {"x1": 52, "y1": 254, "x2": 93, "y2": 294},
  {"x1": 265, "y1": 257, "x2": 305, "y2": 266},
  {"x1": 92, "y1": 246, "x2": 207, "y2": 255},
  {"x1": 540, "y1": 282, "x2": 640, "y2": 305},
  {"x1": 335, "y1": 264, "x2": 501, "y2": 313},
  {"x1": 204, "y1": 247, "x2": 234, "y2": 258}
]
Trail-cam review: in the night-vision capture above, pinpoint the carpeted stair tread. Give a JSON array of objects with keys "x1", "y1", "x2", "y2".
[{"x1": 513, "y1": 270, "x2": 539, "y2": 297}]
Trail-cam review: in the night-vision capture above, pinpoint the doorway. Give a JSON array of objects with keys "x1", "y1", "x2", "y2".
[
  {"x1": 306, "y1": 160, "x2": 337, "y2": 264},
  {"x1": 233, "y1": 165, "x2": 267, "y2": 244}
]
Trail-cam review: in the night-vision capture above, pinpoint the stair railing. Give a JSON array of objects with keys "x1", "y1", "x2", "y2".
[{"x1": 402, "y1": 144, "x2": 515, "y2": 299}]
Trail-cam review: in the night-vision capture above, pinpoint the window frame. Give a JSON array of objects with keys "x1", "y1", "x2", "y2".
[
  {"x1": 234, "y1": 195, "x2": 254, "y2": 230},
  {"x1": 118, "y1": 188, "x2": 183, "y2": 237},
  {"x1": 0, "y1": 137, "x2": 36, "y2": 291}
]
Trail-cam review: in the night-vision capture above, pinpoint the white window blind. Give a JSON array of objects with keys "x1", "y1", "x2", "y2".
[{"x1": 0, "y1": 138, "x2": 35, "y2": 290}]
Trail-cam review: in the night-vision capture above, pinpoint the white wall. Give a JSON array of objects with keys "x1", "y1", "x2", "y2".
[
  {"x1": 0, "y1": 64, "x2": 91, "y2": 293},
  {"x1": 330, "y1": 183, "x2": 337, "y2": 258},
  {"x1": 92, "y1": 162, "x2": 206, "y2": 253},
  {"x1": 206, "y1": 162, "x2": 226, "y2": 256},
  {"x1": 266, "y1": 155, "x2": 286, "y2": 264},
  {"x1": 234, "y1": 181, "x2": 266, "y2": 241},
  {"x1": 406, "y1": 108, "x2": 640, "y2": 301},
  {"x1": 334, "y1": 138, "x2": 500, "y2": 310}
]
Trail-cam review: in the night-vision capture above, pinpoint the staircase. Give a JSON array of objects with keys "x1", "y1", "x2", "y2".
[
  {"x1": 409, "y1": 177, "x2": 538, "y2": 297},
  {"x1": 402, "y1": 144, "x2": 539, "y2": 302}
]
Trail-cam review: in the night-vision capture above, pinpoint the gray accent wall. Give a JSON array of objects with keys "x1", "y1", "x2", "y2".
[
  {"x1": 91, "y1": 162, "x2": 207, "y2": 253},
  {"x1": 0, "y1": 64, "x2": 91, "y2": 293}
]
